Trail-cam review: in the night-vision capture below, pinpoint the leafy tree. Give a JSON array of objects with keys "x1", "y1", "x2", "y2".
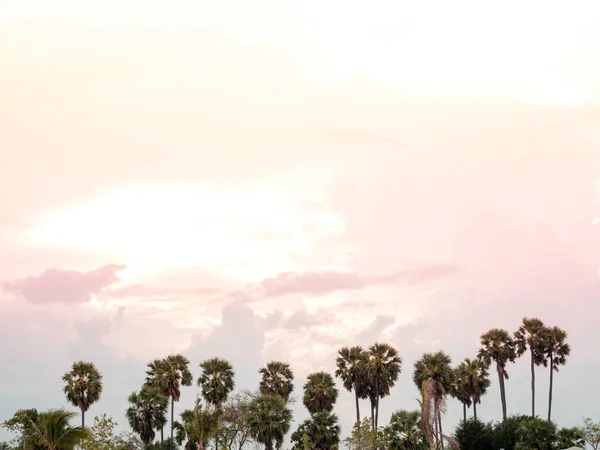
[
  {"x1": 413, "y1": 352, "x2": 453, "y2": 444},
  {"x1": 514, "y1": 317, "x2": 546, "y2": 418},
  {"x1": 453, "y1": 358, "x2": 490, "y2": 421},
  {"x1": 2, "y1": 409, "x2": 44, "y2": 450},
  {"x1": 127, "y1": 386, "x2": 169, "y2": 449},
  {"x1": 290, "y1": 412, "x2": 341, "y2": 450},
  {"x1": 28, "y1": 409, "x2": 91, "y2": 450},
  {"x1": 218, "y1": 390, "x2": 257, "y2": 450},
  {"x1": 581, "y1": 418, "x2": 600, "y2": 450},
  {"x1": 173, "y1": 398, "x2": 220, "y2": 450},
  {"x1": 302, "y1": 372, "x2": 339, "y2": 414},
  {"x1": 113, "y1": 432, "x2": 145, "y2": 450},
  {"x1": 79, "y1": 414, "x2": 123, "y2": 450},
  {"x1": 365, "y1": 343, "x2": 402, "y2": 431},
  {"x1": 491, "y1": 415, "x2": 529, "y2": 450},
  {"x1": 246, "y1": 394, "x2": 292, "y2": 450},
  {"x1": 478, "y1": 329, "x2": 517, "y2": 421},
  {"x1": 380, "y1": 410, "x2": 427, "y2": 450},
  {"x1": 540, "y1": 326, "x2": 570, "y2": 421},
  {"x1": 514, "y1": 417, "x2": 556, "y2": 450},
  {"x1": 555, "y1": 426, "x2": 585, "y2": 449},
  {"x1": 145, "y1": 355, "x2": 193, "y2": 450},
  {"x1": 343, "y1": 418, "x2": 378, "y2": 450},
  {"x1": 62, "y1": 361, "x2": 103, "y2": 428},
  {"x1": 453, "y1": 419, "x2": 494, "y2": 450},
  {"x1": 335, "y1": 346, "x2": 368, "y2": 423},
  {"x1": 146, "y1": 438, "x2": 176, "y2": 450},
  {"x1": 258, "y1": 361, "x2": 294, "y2": 402}
]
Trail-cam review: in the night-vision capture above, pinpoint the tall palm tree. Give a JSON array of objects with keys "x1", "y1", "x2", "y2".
[
  {"x1": 302, "y1": 372, "x2": 339, "y2": 414},
  {"x1": 478, "y1": 328, "x2": 517, "y2": 421},
  {"x1": 197, "y1": 357, "x2": 235, "y2": 450},
  {"x1": 145, "y1": 354, "x2": 193, "y2": 450},
  {"x1": 450, "y1": 368, "x2": 472, "y2": 422},
  {"x1": 335, "y1": 346, "x2": 368, "y2": 423},
  {"x1": 540, "y1": 325, "x2": 570, "y2": 421},
  {"x1": 62, "y1": 361, "x2": 103, "y2": 428},
  {"x1": 413, "y1": 351, "x2": 453, "y2": 446},
  {"x1": 454, "y1": 358, "x2": 490, "y2": 421},
  {"x1": 28, "y1": 409, "x2": 91, "y2": 450},
  {"x1": 258, "y1": 361, "x2": 294, "y2": 402},
  {"x1": 126, "y1": 385, "x2": 169, "y2": 450},
  {"x1": 514, "y1": 317, "x2": 546, "y2": 417},
  {"x1": 246, "y1": 395, "x2": 292, "y2": 450},
  {"x1": 365, "y1": 342, "x2": 402, "y2": 431}
]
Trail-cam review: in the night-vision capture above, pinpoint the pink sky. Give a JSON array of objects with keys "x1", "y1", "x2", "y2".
[{"x1": 2, "y1": 0, "x2": 600, "y2": 443}]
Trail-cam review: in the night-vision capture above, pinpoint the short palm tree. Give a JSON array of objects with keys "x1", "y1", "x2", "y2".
[
  {"x1": 335, "y1": 346, "x2": 368, "y2": 423},
  {"x1": 454, "y1": 358, "x2": 490, "y2": 421},
  {"x1": 478, "y1": 328, "x2": 517, "y2": 421},
  {"x1": 126, "y1": 385, "x2": 169, "y2": 449},
  {"x1": 514, "y1": 317, "x2": 546, "y2": 417},
  {"x1": 258, "y1": 361, "x2": 294, "y2": 402},
  {"x1": 365, "y1": 342, "x2": 402, "y2": 431},
  {"x1": 145, "y1": 355, "x2": 193, "y2": 450},
  {"x1": 247, "y1": 394, "x2": 292, "y2": 450},
  {"x1": 302, "y1": 372, "x2": 339, "y2": 414},
  {"x1": 540, "y1": 325, "x2": 570, "y2": 421},
  {"x1": 173, "y1": 398, "x2": 220, "y2": 450},
  {"x1": 29, "y1": 409, "x2": 91, "y2": 450},
  {"x1": 62, "y1": 361, "x2": 103, "y2": 428},
  {"x1": 382, "y1": 410, "x2": 426, "y2": 450}
]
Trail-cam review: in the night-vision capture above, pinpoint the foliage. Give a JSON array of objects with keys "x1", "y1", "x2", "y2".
[
  {"x1": 302, "y1": 372, "x2": 339, "y2": 414},
  {"x1": 290, "y1": 411, "x2": 340, "y2": 450},
  {"x1": 29, "y1": 409, "x2": 91, "y2": 450},
  {"x1": 555, "y1": 426, "x2": 585, "y2": 449},
  {"x1": 146, "y1": 437, "x2": 176, "y2": 450},
  {"x1": 113, "y1": 432, "x2": 145, "y2": 450},
  {"x1": 197, "y1": 358, "x2": 235, "y2": 407},
  {"x1": 78, "y1": 414, "x2": 123, "y2": 450},
  {"x1": 2, "y1": 409, "x2": 45, "y2": 450},
  {"x1": 62, "y1": 362, "x2": 103, "y2": 427},
  {"x1": 539, "y1": 326, "x2": 570, "y2": 421},
  {"x1": 343, "y1": 418, "x2": 379, "y2": 450},
  {"x1": 453, "y1": 419, "x2": 494, "y2": 450},
  {"x1": 379, "y1": 410, "x2": 427, "y2": 450},
  {"x1": 217, "y1": 390, "x2": 257, "y2": 450},
  {"x1": 335, "y1": 346, "x2": 369, "y2": 422},
  {"x1": 126, "y1": 385, "x2": 169, "y2": 447},
  {"x1": 258, "y1": 361, "x2": 295, "y2": 403},
  {"x1": 490, "y1": 414, "x2": 529, "y2": 450},
  {"x1": 514, "y1": 417, "x2": 557, "y2": 450},
  {"x1": 246, "y1": 394, "x2": 292, "y2": 450},
  {"x1": 145, "y1": 355, "x2": 193, "y2": 403},
  {"x1": 581, "y1": 418, "x2": 600, "y2": 450},
  {"x1": 452, "y1": 358, "x2": 489, "y2": 421},
  {"x1": 173, "y1": 398, "x2": 220, "y2": 450},
  {"x1": 364, "y1": 343, "x2": 402, "y2": 430}
]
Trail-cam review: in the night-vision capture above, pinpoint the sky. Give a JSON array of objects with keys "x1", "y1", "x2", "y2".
[{"x1": 2, "y1": 0, "x2": 600, "y2": 446}]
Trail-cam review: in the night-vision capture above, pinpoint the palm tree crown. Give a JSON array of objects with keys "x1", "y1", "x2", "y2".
[
  {"x1": 29, "y1": 409, "x2": 91, "y2": 450},
  {"x1": 259, "y1": 361, "x2": 294, "y2": 402},
  {"x1": 365, "y1": 342, "x2": 402, "y2": 431},
  {"x1": 197, "y1": 357, "x2": 235, "y2": 407},
  {"x1": 247, "y1": 394, "x2": 292, "y2": 450},
  {"x1": 62, "y1": 361, "x2": 103, "y2": 428},
  {"x1": 302, "y1": 372, "x2": 339, "y2": 414},
  {"x1": 126, "y1": 385, "x2": 168, "y2": 449}
]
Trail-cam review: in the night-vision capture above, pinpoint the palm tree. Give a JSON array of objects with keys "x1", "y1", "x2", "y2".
[
  {"x1": 335, "y1": 346, "x2": 368, "y2": 423},
  {"x1": 454, "y1": 358, "x2": 490, "y2": 421},
  {"x1": 258, "y1": 361, "x2": 294, "y2": 402},
  {"x1": 28, "y1": 409, "x2": 91, "y2": 450},
  {"x1": 478, "y1": 328, "x2": 517, "y2": 421},
  {"x1": 382, "y1": 410, "x2": 426, "y2": 450},
  {"x1": 145, "y1": 355, "x2": 193, "y2": 450},
  {"x1": 197, "y1": 357, "x2": 235, "y2": 450},
  {"x1": 246, "y1": 395, "x2": 292, "y2": 450},
  {"x1": 173, "y1": 398, "x2": 220, "y2": 450},
  {"x1": 290, "y1": 411, "x2": 341, "y2": 450},
  {"x1": 413, "y1": 352, "x2": 453, "y2": 446},
  {"x1": 302, "y1": 372, "x2": 339, "y2": 414},
  {"x1": 126, "y1": 385, "x2": 169, "y2": 449},
  {"x1": 365, "y1": 342, "x2": 402, "y2": 431},
  {"x1": 451, "y1": 369, "x2": 472, "y2": 422},
  {"x1": 514, "y1": 317, "x2": 546, "y2": 417},
  {"x1": 62, "y1": 361, "x2": 103, "y2": 428},
  {"x1": 540, "y1": 325, "x2": 570, "y2": 421}
]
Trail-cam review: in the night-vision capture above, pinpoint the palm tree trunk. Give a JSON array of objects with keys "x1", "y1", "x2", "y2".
[
  {"x1": 370, "y1": 400, "x2": 375, "y2": 430},
  {"x1": 433, "y1": 413, "x2": 439, "y2": 448},
  {"x1": 354, "y1": 388, "x2": 360, "y2": 423},
  {"x1": 530, "y1": 347, "x2": 535, "y2": 417},
  {"x1": 497, "y1": 362, "x2": 507, "y2": 421},
  {"x1": 473, "y1": 401, "x2": 477, "y2": 421},
  {"x1": 170, "y1": 396, "x2": 174, "y2": 450},
  {"x1": 82, "y1": 410, "x2": 85, "y2": 428},
  {"x1": 160, "y1": 427, "x2": 164, "y2": 450},
  {"x1": 438, "y1": 412, "x2": 444, "y2": 449},
  {"x1": 375, "y1": 381, "x2": 380, "y2": 431},
  {"x1": 548, "y1": 355, "x2": 554, "y2": 421},
  {"x1": 463, "y1": 403, "x2": 466, "y2": 422}
]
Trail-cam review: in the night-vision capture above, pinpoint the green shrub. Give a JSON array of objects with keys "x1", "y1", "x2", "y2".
[{"x1": 453, "y1": 418, "x2": 494, "y2": 450}]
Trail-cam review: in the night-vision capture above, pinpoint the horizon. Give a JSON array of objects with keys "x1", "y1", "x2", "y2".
[{"x1": 1, "y1": 0, "x2": 600, "y2": 448}]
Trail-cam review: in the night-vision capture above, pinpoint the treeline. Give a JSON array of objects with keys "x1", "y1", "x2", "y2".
[{"x1": 1, "y1": 317, "x2": 599, "y2": 450}]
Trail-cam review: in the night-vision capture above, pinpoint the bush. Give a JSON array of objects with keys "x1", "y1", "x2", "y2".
[
  {"x1": 453, "y1": 419, "x2": 494, "y2": 450},
  {"x1": 492, "y1": 415, "x2": 530, "y2": 450},
  {"x1": 514, "y1": 417, "x2": 557, "y2": 450}
]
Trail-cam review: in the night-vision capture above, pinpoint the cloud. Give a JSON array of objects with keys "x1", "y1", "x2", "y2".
[
  {"x1": 104, "y1": 284, "x2": 221, "y2": 299},
  {"x1": 256, "y1": 264, "x2": 461, "y2": 298},
  {"x1": 1, "y1": 264, "x2": 125, "y2": 304}
]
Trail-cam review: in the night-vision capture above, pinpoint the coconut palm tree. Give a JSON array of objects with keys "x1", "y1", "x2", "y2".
[
  {"x1": 62, "y1": 361, "x2": 103, "y2": 428},
  {"x1": 413, "y1": 351, "x2": 453, "y2": 446},
  {"x1": 258, "y1": 361, "x2": 294, "y2": 402},
  {"x1": 302, "y1": 372, "x2": 339, "y2": 414},
  {"x1": 28, "y1": 409, "x2": 91, "y2": 450},
  {"x1": 454, "y1": 358, "x2": 490, "y2": 421},
  {"x1": 247, "y1": 394, "x2": 293, "y2": 450},
  {"x1": 540, "y1": 325, "x2": 570, "y2": 421},
  {"x1": 478, "y1": 328, "x2": 517, "y2": 421},
  {"x1": 514, "y1": 317, "x2": 546, "y2": 417},
  {"x1": 173, "y1": 398, "x2": 220, "y2": 450},
  {"x1": 126, "y1": 385, "x2": 169, "y2": 449},
  {"x1": 335, "y1": 346, "x2": 368, "y2": 423},
  {"x1": 145, "y1": 355, "x2": 193, "y2": 450},
  {"x1": 365, "y1": 342, "x2": 402, "y2": 431},
  {"x1": 197, "y1": 357, "x2": 235, "y2": 450}
]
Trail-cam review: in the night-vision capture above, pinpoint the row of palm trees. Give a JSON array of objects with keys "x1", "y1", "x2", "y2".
[{"x1": 52, "y1": 316, "x2": 569, "y2": 450}]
